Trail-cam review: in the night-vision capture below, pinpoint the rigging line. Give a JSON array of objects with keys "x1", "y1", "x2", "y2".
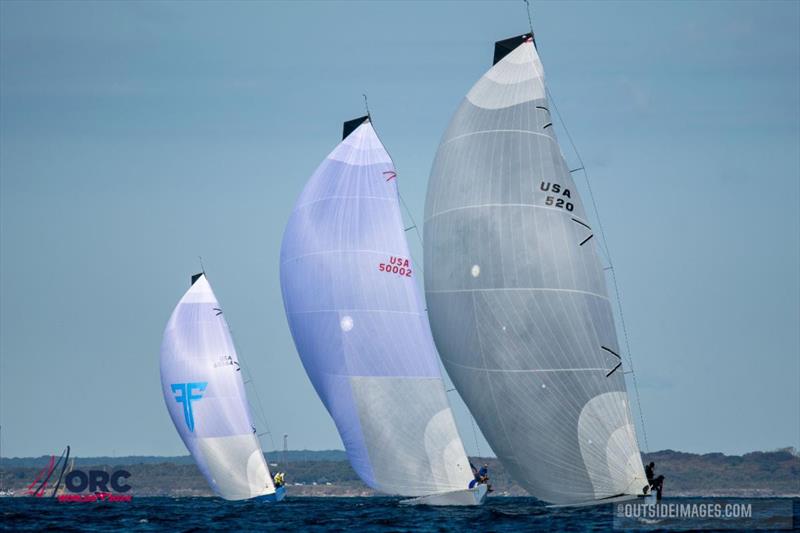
[
  {"x1": 440, "y1": 355, "x2": 482, "y2": 458},
  {"x1": 523, "y1": 0, "x2": 534, "y2": 36},
  {"x1": 545, "y1": 85, "x2": 650, "y2": 452},
  {"x1": 365, "y1": 106, "x2": 425, "y2": 273},
  {"x1": 224, "y1": 325, "x2": 277, "y2": 453},
  {"x1": 609, "y1": 265, "x2": 650, "y2": 451},
  {"x1": 198, "y1": 256, "x2": 205, "y2": 274},
  {"x1": 233, "y1": 341, "x2": 278, "y2": 454},
  {"x1": 469, "y1": 410, "x2": 482, "y2": 459},
  {"x1": 398, "y1": 191, "x2": 425, "y2": 274},
  {"x1": 367, "y1": 103, "x2": 486, "y2": 462},
  {"x1": 362, "y1": 93, "x2": 371, "y2": 119},
  {"x1": 545, "y1": 87, "x2": 611, "y2": 263},
  {"x1": 195, "y1": 262, "x2": 276, "y2": 452}
]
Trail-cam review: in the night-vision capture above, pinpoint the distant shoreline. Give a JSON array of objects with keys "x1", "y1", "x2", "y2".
[{"x1": 2, "y1": 448, "x2": 797, "y2": 499}]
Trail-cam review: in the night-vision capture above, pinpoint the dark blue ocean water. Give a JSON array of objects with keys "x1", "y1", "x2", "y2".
[{"x1": 1, "y1": 496, "x2": 797, "y2": 531}]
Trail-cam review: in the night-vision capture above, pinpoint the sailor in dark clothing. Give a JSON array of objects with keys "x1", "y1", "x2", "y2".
[
  {"x1": 478, "y1": 463, "x2": 493, "y2": 493},
  {"x1": 467, "y1": 461, "x2": 493, "y2": 492},
  {"x1": 645, "y1": 461, "x2": 664, "y2": 500}
]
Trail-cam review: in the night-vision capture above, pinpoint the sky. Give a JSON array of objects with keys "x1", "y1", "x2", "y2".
[{"x1": 1, "y1": 0, "x2": 798, "y2": 459}]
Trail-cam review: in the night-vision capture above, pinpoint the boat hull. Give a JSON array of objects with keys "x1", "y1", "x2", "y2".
[
  {"x1": 254, "y1": 485, "x2": 286, "y2": 503},
  {"x1": 399, "y1": 483, "x2": 487, "y2": 506},
  {"x1": 547, "y1": 492, "x2": 653, "y2": 508}
]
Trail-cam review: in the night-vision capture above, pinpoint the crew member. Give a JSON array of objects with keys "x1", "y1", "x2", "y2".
[
  {"x1": 645, "y1": 462, "x2": 664, "y2": 500},
  {"x1": 478, "y1": 463, "x2": 493, "y2": 493}
]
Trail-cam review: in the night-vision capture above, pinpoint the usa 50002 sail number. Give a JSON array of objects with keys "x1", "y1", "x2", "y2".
[{"x1": 378, "y1": 256, "x2": 412, "y2": 277}]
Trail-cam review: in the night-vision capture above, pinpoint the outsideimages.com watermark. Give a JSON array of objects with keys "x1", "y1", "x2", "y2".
[
  {"x1": 617, "y1": 501, "x2": 753, "y2": 519},
  {"x1": 613, "y1": 498, "x2": 795, "y2": 530}
]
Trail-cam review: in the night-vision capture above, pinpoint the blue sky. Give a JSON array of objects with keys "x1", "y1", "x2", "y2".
[{"x1": 1, "y1": 1, "x2": 798, "y2": 458}]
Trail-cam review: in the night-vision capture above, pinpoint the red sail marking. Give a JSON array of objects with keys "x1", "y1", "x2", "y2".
[
  {"x1": 378, "y1": 256, "x2": 412, "y2": 277},
  {"x1": 25, "y1": 455, "x2": 55, "y2": 496},
  {"x1": 383, "y1": 171, "x2": 397, "y2": 182}
]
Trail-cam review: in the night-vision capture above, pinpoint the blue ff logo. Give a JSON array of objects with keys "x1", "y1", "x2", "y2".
[{"x1": 171, "y1": 382, "x2": 208, "y2": 432}]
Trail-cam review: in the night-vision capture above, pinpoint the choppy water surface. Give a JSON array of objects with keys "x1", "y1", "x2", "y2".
[{"x1": 1, "y1": 496, "x2": 797, "y2": 531}]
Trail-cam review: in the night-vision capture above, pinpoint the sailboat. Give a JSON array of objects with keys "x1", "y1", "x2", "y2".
[
  {"x1": 423, "y1": 33, "x2": 649, "y2": 505},
  {"x1": 280, "y1": 115, "x2": 487, "y2": 506},
  {"x1": 24, "y1": 446, "x2": 70, "y2": 497},
  {"x1": 160, "y1": 273, "x2": 285, "y2": 502}
]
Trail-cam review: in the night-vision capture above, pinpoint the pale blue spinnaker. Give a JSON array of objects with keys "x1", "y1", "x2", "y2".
[
  {"x1": 160, "y1": 273, "x2": 285, "y2": 502},
  {"x1": 280, "y1": 117, "x2": 484, "y2": 505}
]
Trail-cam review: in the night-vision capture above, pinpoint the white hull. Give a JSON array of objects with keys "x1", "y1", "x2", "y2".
[
  {"x1": 399, "y1": 484, "x2": 487, "y2": 506},
  {"x1": 547, "y1": 493, "x2": 653, "y2": 509}
]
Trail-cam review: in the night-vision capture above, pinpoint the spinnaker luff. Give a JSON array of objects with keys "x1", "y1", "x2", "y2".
[
  {"x1": 424, "y1": 34, "x2": 648, "y2": 505},
  {"x1": 160, "y1": 273, "x2": 285, "y2": 502},
  {"x1": 280, "y1": 116, "x2": 486, "y2": 505}
]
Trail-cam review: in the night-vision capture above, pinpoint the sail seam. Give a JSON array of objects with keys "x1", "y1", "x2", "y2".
[
  {"x1": 287, "y1": 309, "x2": 423, "y2": 316},
  {"x1": 426, "y1": 287, "x2": 609, "y2": 301},
  {"x1": 468, "y1": 290, "x2": 518, "y2": 470},
  {"x1": 292, "y1": 195, "x2": 394, "y2": 212},
  {"x1": 348, "y1": 376, "x2": 443, "y2": 380},
  {"x1": 425, "y1": 204, "x2": 591, "y2": 225},
  {"x1": 441, "y1": 129, "x2": 554, "y2": 146},
  {"x1": 281, "y1": 249, "x2": 402, "y2": 265},
  {"x1": 442, "y1": 359, "x2": 610, "y2": 373}
]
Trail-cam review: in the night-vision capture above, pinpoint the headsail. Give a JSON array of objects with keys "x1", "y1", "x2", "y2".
[
  {"x1": 280, "y1": 118, "x2": 475, "y2": 498},
  {"x1": 160, "y1": 274, "x2": 277, "y2": 501},
  {"x1": 423, "y1": 34, "x2": 647, "y2": 504}
]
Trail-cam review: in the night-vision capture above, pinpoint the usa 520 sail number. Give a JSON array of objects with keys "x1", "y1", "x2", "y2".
[{"x1": 541, "y1": 181, "x2": 574, "y2": 212}]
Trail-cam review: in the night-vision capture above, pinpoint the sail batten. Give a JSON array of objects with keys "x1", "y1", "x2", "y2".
[
  {"x1": 424, "y1": 35, "x2": 647, "y2": 504},
  {"x1": 280, "y1": 120, "x2": 474, "y2": 498}
]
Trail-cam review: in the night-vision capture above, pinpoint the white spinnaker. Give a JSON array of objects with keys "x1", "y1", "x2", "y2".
[
  {"x1": 160, "y1": 274, "x2": 275, "y2": 500},
  {"x1": 280, "y1": 119, "x2": 474, "y2": 497},
  {"x1": 424, "y1": 36, "x2": 647, "y2": 504}
]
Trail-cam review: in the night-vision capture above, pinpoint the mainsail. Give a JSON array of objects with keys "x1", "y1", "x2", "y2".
[
  {"x1": 160, "y1": 273, "x2": 279, "y2": 501},
  {"x1": 280, "y1": 117, "x2": 476, "y2": 500},
  {"x1": 423, "y1": 34, "x2": 648, "y2": 504}
]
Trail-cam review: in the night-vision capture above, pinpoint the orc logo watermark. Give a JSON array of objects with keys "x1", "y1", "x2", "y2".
[{"x1": 57, "y1": 469, "x2": 133, "y2": 502}]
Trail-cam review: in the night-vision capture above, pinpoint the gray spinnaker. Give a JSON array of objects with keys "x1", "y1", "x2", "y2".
[{"x1": 423, "y1": 34, "x2": 648, "y2": 505}]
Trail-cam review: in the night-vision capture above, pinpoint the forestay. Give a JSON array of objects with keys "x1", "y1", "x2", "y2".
[
  {"x1": 280, "y1": 117, "x2": 474, "y2": 497},
  {"x1": 423, "y1": 34, "x2": 648, "y2": 505},
  {"x1": 160, "y1": 274, "x2": 276, "y2": 500}
]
